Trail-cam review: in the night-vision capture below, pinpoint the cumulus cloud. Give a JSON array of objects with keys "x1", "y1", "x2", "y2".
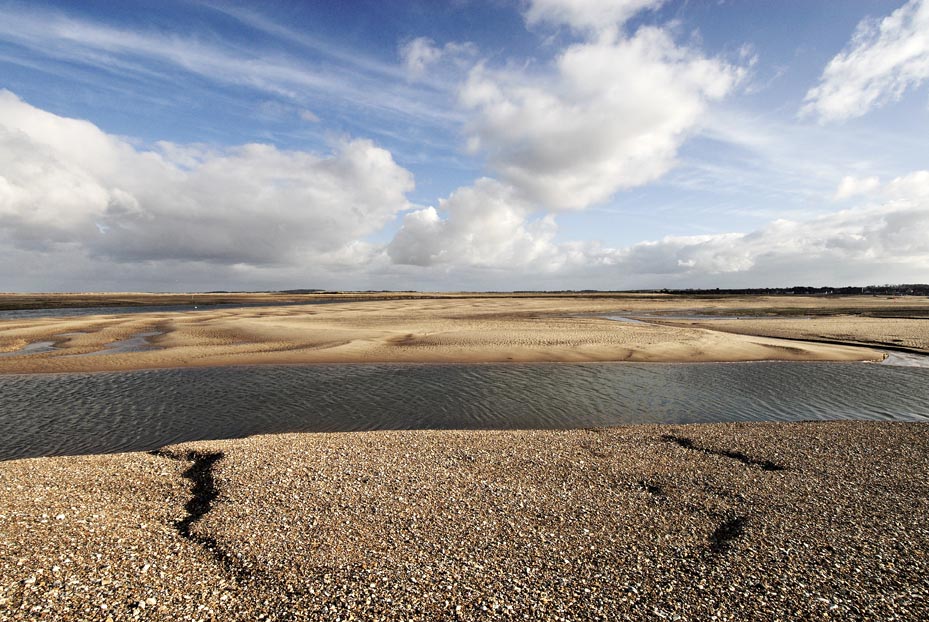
[
  {"x1": 388, "y1": 178, "x2": 560, "y2": 269},
  {"x1": 389, "y1": 2, "x2": 742, "y2": 276},
  {"x1": 0, "y1": 90, "x2": 413, "y2": 266},
  {"x1": 388, "y1": 168, "x2": 929, "y2": 288},
  {"x1": 612, "y1": 171, "x2": 929, "y2": 281},
  {"x1": 885, "y1": 169, "x2": 929, "y2": 199},
  {"x1": 803, "y1": 0, "x2": 929, "y2": 122},
  {"x1": 4, "y1": 87, "x2": 927, "y2": 290},
  {"x1": 460, "y1": 26, "x2": 742, "y2": 210},
  {"x1": 834, "y1": 175, "x2": 881, "y2": 200}
]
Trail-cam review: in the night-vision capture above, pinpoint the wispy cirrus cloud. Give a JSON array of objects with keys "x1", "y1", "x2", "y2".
[
  {"x1": 0, "y1": 3, "x2": 461, "y2": 130},
  {"x1": 803, "y1": 0, "x2": 929, "y2": 122}
]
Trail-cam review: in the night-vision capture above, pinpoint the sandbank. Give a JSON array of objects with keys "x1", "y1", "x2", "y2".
[
  {"x1": 3, "y1": 294, "x2": 919, "y2": 373},
  {"x1": 661, "y1": 315, "x2": 929, "y2": 354}
]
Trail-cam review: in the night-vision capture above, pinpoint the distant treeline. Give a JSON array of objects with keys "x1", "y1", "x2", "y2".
[
  {"x1": 506, "y1": 284, "x2": 929, "y2": 296},
  {"x1": 649, "y1": 284, "x2": 929, "y2": 296},
  {"x1": 200, "y1": 285, "x2": 929, "y2": 296}
]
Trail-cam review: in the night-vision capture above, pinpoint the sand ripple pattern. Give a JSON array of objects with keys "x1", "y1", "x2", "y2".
[{"x1": 2, "y1": 362, "x2": 928, "y2": 461}]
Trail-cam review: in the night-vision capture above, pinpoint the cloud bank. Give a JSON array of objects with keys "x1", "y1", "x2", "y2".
[
  {"x1": 0, "y1": 90, "x2": 413, "y2": 267},
  {"x1": 613, "y1": 175, "x2": 929, "y2": 280},
  {"x1": 3, "y1": 87, "x2": 928, "y2": 290}
]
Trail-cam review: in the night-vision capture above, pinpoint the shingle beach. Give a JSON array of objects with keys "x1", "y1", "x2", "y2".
[{"x1": 2, "y1": 422, "x2": 927, "y2": 620}]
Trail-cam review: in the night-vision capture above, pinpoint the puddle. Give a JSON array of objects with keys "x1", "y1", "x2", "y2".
[
  {"x1": 880, "y1": 352, "x2": 929, "y2": 368},
  {"x1": 0, "y1": 341, "x2": 58, "y2": 357},
  {"x1": 72, "y1": 331, "x2": 164, "y2": 357},
  {"x1": 603, "y1": 315, "x2": 649, "y2": 324},
  {"x1": 616, "y1": 314, "x2": 814, "y2": 322},
  {"x1": 1, "y1": 330, "x2": 167, "y2": 359}
]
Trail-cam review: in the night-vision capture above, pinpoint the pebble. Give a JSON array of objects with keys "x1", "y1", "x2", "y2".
[{"x1": 0, "y1": 421, "x2": 927, "y2": 620}]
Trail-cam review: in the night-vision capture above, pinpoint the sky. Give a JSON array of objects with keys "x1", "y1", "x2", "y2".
[{"x1": 1, "y1": 0, "x2": 928, "y2": 292}]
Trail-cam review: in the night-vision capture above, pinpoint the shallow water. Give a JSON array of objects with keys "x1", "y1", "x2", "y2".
[
  {"x1": 1, "y1": 362, "x2": 927, "y2": 461},
  {"x1": 0, "y1": 341, "x2": 58, "y2": 357},
  {"x1": 881, "y1": 352, "x2": 929, "y2": 368},
  {"x1": 0, "y1": 299, "x2": 348, "y2": 321},
  {"x1": 73, "y1": 331, "x2": 164, "y2": 356}
]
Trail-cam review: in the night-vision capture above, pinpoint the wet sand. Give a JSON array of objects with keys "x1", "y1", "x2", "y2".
[
  {"x1": 4, "y1": 294, "x2": 922, "y2": 373},
  {"x1": 1, "y1": 422, "x2": 927, "y2": 620},
  {"x1": 663, "y1": 315, "x2": 929, "y2": 355}
]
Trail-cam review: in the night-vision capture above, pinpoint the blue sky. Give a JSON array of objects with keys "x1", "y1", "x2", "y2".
[{"x1": 1, "y1": 0, "x2": 928, "y2": 291}]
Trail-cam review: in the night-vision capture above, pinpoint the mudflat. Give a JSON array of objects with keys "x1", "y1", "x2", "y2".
[
  {"x1": 5, "y1": 293, "x2": 927, "y2": 373},
  {"x1": 1, "y1": 422, "x2": 927, "y2": 620}
]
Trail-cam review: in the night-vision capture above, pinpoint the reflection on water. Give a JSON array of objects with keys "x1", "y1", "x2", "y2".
[
  {"x1": 605, "y1": 313, "x2": 815, "y2": 322},
  {"x1": 1, "y1": 362, "x2": 928, "y2": 461},
  {"x1": 0, "y1": 299, "x2": 357, "y2": 321},
  {"x1": 881, "y1": 352, "x2": 929, "y2": 368},
  {"x1": 602, "y1": 315, "x2": 648, "y2": 324},
  {"x1": 0, "y1": 341, "x2": 57, "y2": 357},
  {"x1": 74, "y1": 331, "x2": 164, "y2": 357},
  {"x1": 0, "y1": 331, "x2": 164, "y2": 358}
]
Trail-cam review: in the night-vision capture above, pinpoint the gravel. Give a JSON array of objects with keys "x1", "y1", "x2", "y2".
[{"x1": 2, "y1": 421, "x2": 927, "y2": 620}]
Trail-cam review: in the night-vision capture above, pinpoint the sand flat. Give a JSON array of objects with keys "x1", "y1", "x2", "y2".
[
  {"x1": 664, "y1": 315, "x2": 929, "y2": 353},
  {"x1": 1, "y1": 295, "x2": 914, "y2": 373},
  {"x1": 1, "y1": 422, "x2": 927, "y2": 620}
]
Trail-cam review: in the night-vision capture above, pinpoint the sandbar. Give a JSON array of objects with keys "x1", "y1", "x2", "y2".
[{"x1": 4, "y1": 293, "x2": 924, "y2": 373}]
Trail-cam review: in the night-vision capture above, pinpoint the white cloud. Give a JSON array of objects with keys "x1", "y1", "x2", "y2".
[
  {"x1": 387, "y1": 169, "x2": 929, "y2": 288},
  {"x1": 834, "y1": 175, "x2": 881, "y2": 200},
  {"x1": 388, "y1": 178, "x2": 560, "y2": 269},
  {"x1": 885, "y1": 169, "x2": 929, "y2": 199},
  {"x1": 459, "y1": 26, "x2": 741, "y2": 210},
  {"x1": 525, "y1": 0, "x2": 665, "y2": 39},
  {"x1": 4, "y1": 89, "x2": 927, "y2": 290},
  {"x1": 0, "y1": 90, "x2": 414, "y2": 266},
  {"x1": 0, "y1": 6, "x2": 458, "y2": 129},
  {"x1": 388, "y1": 4, "x2": 743, "y2": 278},
  {"x1": 400, "y1": 37, "x2": 444, "y2": 78},
  {"x1": 399, "y1": 37, "x2": 478, "y2": 81},
  {"x1": 803, "y1": 0, "x2": 929, "y2": 122},
  {"x1": 611, "y1": 170, "x2": 929, "y2": 281}
]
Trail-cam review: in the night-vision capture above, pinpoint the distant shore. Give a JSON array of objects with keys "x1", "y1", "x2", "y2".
[
  {"x1": 5, "y1": 293, "x2": 928, "y2": 374},
  {"x1": 1, "y1": 421, "x2": 926, "y2": 619}
]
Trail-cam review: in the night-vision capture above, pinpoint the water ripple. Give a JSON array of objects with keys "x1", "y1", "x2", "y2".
[{"x1": 1, "y1": 362, "x2": 928, "y2": 461}]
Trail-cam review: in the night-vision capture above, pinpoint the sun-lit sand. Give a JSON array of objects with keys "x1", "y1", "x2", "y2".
[
  {"x1": 662, "y1": 315, "x2": 929, "y2": 353},
  {"x1": 1, "y1": 294, "x2": 918, "y2": 373}
]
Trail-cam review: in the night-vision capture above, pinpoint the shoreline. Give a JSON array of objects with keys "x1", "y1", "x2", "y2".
[{"x1": 0, "y1": 352, "x2": 895, "y2": 379}]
